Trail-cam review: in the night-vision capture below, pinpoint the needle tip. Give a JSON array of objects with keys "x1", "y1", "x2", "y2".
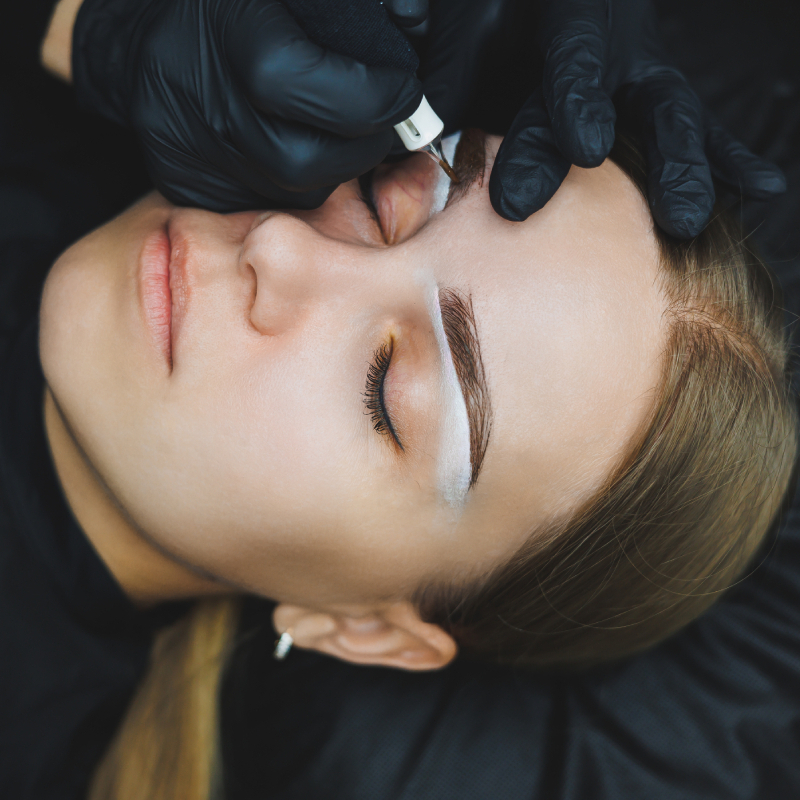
[
  {"x1": 439, "y1": 158, "x2": 459, "y2": 183},
  {"x1": 420, "y1": 140, "x2": 459, "y2": 183}
]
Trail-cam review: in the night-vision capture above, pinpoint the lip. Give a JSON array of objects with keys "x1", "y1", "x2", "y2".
[
  {"x1": 139, "y1": 218, "x2": 193, "y2": 371},
  {"x1": 167, "y1": 218, "x2": 191, "y2": 366},
  {"x1": 139, "y1": 223, "x2": 173, "y2": 369}
]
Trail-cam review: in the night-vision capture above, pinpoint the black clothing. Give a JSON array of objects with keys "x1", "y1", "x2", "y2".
[
  {"x1": 0, "y1": 36, "x2": 181, "y2": 800},
  {"x1": 1, "y1": 1, "x2": 799, "y2": 799},
  {"x1": 0, "y1": 323, "x2": 185, "y2": 799}
]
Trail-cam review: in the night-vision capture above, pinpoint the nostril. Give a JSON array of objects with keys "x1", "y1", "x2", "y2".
[
  {"x1": 244, "y1": 262, "x2": 260, "y2": 335},
  {"x1": 242, "y1": 212, "x2": 320, "y2": 336}
]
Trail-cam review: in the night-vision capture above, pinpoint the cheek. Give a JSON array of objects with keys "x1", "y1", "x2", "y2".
[
  {"x1": 149, "y1": 343, "x2": 365, "y2": 529},
  {"x1": 41, "y1": 225, "x2": 127, "y2": 357},
  {"x1": 41, "y1": 238, "x2": 158, "y2": 504},
  {"x1": 40, "y1": 245, "x2": 104, "y2": 386},
  {"x1": 150, "y1": 355, "x2": 381, "y2": 583}
]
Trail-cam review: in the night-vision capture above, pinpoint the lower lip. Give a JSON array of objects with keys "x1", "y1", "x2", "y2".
[{"x1": 140, "y1": 226, "x2": 173, "y2": 368}]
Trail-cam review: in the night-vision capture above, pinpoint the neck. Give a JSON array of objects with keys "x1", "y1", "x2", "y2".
[{"x1": 43, "y1": 389, "x2": 232, "y2": 608}]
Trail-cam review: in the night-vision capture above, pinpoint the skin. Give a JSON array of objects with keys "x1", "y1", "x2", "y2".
[
  {"x1": 40, "y1": 136, "x2": 666, "y2": 669},
  {"x1": 41, "y1": 0, "x2": 83, "y2": 82}
]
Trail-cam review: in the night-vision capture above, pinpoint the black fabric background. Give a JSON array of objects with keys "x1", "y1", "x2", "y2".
[{"x1": 0, "y1": 0, "x2": 798, "y2": 798}]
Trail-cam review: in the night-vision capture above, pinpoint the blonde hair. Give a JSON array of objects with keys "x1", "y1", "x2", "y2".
[
  {"x1": 90, "y1": 134, "x2": 797, "y2": 797},
  {"x1": 415, "y1": 134, "x2": 798, "y2": 668},
  {"x1": 89, "y1": 598, "x2": 240, "y2": 800}
]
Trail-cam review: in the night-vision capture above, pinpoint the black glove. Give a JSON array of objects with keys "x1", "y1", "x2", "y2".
[
  {"x1": 489, "y1": 0, "x2": 787, "y2": 238},
  {"x1": 71, "y1": 0, "x2": 424, "y2": 211},
  {"x1": 371, "y1": 0, "x2": 515, "y2": 163},
  {"x1": 383, "y1": 0, "x2": 429, "y2": 29}
]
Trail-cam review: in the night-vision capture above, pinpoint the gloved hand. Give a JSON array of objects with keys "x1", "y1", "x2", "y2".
[
  {"x1": 488, "y1": 0, "x2": 787, "y2": 238},
  {"x1": 384, "y1": 0, "x2": 429, "y2": 28},
  {"x1": 71, "y1": 0, "x2": 424, "y2": 211},
  {"x1": 412, "y1": 0, "x2": 511, "y2": 135}
]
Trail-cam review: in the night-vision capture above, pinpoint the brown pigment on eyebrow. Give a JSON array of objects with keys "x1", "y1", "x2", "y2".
[
  {"x1": 446, "y1": 129, "x2": 488, "y2": 207},
  {"x1": 438, "y1": 287, "x2": 493, "y2": 487}
]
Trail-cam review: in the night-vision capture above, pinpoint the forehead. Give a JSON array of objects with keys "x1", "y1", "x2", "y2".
[{"x1": 419, "y1": 148, "x2": 666, "y2": 537}]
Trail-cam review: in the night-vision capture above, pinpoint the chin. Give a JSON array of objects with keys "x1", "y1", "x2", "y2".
[
  {"x1": 41, "y1": 247, "x2": 136, "y2": 477},
  {"x1": 40, "y1": 236, "x2": 104, "y2": 396}
]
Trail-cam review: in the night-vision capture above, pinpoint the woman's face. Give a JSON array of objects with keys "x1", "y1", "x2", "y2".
[{"x1": 40, "y1": 133, "x2": 665, "y2": 608}]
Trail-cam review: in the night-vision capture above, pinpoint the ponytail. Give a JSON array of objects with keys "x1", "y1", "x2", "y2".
[{"x1": 89, "y1": 597, "x2": 241, "y2": 800}]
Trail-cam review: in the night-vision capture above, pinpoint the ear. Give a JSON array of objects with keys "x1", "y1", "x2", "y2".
[{"x1": 273, "y1": 601, "x2": 457, "y2": 671}]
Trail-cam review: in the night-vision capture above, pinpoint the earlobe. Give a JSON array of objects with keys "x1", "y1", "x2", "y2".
[{"x1": 273, "y1": 601, "x2": 457, "y2": 672}]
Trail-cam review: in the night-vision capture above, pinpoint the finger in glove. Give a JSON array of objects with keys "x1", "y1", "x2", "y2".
[
  {"x1": 705, "y1": 125, "x2": 787, "y2": 200},
  {"x1": 421, "y1": 0, "x2": 513, "y2": 135},
  {"x1": 227, "y1": 100, "x2": 397, "y2": 192},
  {"x1": 141, "y1": 138, "x2": 337, "y2": 212},
  {"x1": 620, "y1": 71, "x2": 715, "y2": 239},
  {"x1": 489, "y1": 88, "x2": 572, "y2": 221},
  {"x1": 139, "y1": 92, "x2": 395, "y2": 210},
  {"x1": 224, "y1": 0, "x2": 422, "y2": 138},
  {"x1": 539, "y1": 1, "x2": 616, "y2": 168},
  {"x1": 385, "y1": 0, "x2": 429, "y2": 28}
]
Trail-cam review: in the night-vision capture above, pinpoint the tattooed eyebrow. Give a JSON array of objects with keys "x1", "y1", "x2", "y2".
[
  {"x1": 445, "y1": 129, "x2": 488, "y2": 211},
  {"x1": 439, "y1": 287, "x2": 492, "y2": 487}
]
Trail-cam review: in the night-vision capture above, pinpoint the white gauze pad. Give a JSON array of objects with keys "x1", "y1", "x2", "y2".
[
  {"x1": 424, "y1": 282, "x2": 472, "y2": 509},
  {"x1": 430, "y1": 131, "x2": 462, "y2": 216}
]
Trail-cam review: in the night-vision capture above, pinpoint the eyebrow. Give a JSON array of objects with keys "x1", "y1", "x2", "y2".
[
  {"x1": 439, "y1": 288, "x2": 492, "y2": 488},
  {"x1": 445, "y1": 129, "x2": 488, "y2": 210}
]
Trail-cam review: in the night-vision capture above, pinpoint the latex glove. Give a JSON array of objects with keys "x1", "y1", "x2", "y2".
[
  {"x1": 489, "y1": 0, "x2": 787, "y2": 238},
  {"x1": 416, "y1": 0, "x2": 513, "y2": 135},
  {"x1": 385, "y1": 0, "x2": 429, "y2": 28},
  {"x1": 71, "y1": 0, "x2": 423, "y2": 211}
]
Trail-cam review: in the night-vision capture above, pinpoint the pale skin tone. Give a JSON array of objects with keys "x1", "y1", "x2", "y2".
[{"x1": 38, "y1": 0, "x2": 667, "y2": 671}]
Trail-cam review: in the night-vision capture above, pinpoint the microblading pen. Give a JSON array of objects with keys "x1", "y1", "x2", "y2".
[{"x1": 394, "y1": 97, "x2": 459, "y2": 182}]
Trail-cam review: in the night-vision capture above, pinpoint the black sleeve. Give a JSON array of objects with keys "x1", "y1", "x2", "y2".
[{"x1": 0, "y1": 324, "x2": 190, "y2": 800}]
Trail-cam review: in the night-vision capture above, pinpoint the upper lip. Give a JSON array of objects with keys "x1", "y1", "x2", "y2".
[
  {"x1": 166, "y1": 217, "x2": 192, "y2": 367},
  {"x1": 138, "y1": 218, "x2": 174, "y2": 370}
]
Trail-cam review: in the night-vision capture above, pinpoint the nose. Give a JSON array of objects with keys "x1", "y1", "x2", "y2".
[{"x1": 242, "y1": 212, "x2": 344, "y2": 336}]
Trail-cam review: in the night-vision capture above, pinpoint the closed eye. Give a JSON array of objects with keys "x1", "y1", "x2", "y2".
[
  {"x1": 363, "y1": 341, "x2": 403, "y2": 450},
  {"x1": 357, "y1": 170, "x2": 386, "y2": 242}
]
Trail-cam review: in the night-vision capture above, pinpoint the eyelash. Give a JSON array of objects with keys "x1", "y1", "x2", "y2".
[
  {"x1": 357, "y1": 170, "x2": 384, "y2": 238},
  {"x1": 363, "y1": 342, "x2": 402, "y2": 448}
]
